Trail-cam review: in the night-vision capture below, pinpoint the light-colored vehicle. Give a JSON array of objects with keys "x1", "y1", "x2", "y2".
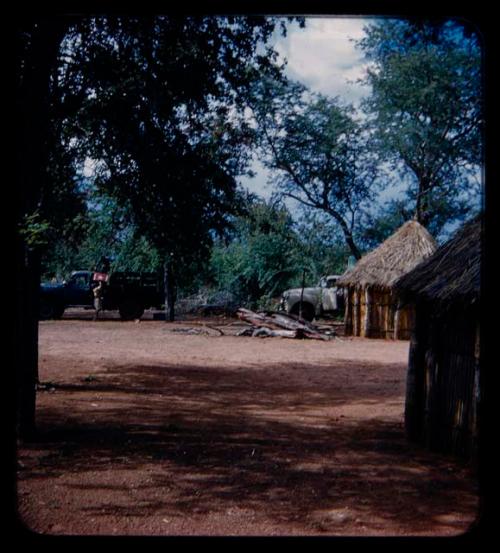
[{"x1": 279, "y1": 275, "x2": 344, "y2": 321}]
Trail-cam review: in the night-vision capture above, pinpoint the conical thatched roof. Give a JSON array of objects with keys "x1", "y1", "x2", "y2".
[
  {"x1": 394, "y1": 215, "x2": 481, "y2": 306},
  {"x1": 337, "y1": 220, "x2": 437, "y2": 289}
]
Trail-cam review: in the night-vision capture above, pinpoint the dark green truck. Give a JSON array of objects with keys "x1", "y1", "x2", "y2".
[{"x1": 39, "y1": 270, "x2": 164, "y2": 321}]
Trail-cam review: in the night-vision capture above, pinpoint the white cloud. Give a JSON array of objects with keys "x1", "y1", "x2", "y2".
[{"x1": 275, "y1": 17, "x2": 374, "y2": 104}]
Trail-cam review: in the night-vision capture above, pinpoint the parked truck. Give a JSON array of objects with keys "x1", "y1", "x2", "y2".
[
  {"x1": 39, "y1": 270, "x2": 164, "y2": 321},
  {"x1": 279, "y1": 274, "x2": 345, "y2": 321}
]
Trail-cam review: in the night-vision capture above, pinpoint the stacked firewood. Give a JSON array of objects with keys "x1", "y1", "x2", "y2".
[{"x1": 236, "y1": 308, "x2": 336, "y2": 341}]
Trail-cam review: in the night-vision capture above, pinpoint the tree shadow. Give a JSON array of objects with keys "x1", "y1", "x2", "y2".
[{"x1": 19, "y1": 361, "x2": 480, "y2": 535}]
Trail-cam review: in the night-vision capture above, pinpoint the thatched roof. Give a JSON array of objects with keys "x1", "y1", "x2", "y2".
[
  {"x1": 394, "y1": 215, "x2": 481, "y2": 306},
  {"x1": 337, "y1": 220, "x2": 437, "y2": 289}
]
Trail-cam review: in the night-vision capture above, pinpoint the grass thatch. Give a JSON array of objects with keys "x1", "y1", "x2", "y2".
[
  {"x1": 337, "y1": 220, "x2": 437, "y2": 289},
  {"x1": 394, "y1": 215, "x2": 481, "y2": 307}
]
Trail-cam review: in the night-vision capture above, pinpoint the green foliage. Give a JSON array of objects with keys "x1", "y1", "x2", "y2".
[
  {"x1": 20, "y1": 128, "x2": 89, "y2": 262},
  {"x1": 208, "y1": 197, "x2": 352, "y2": 308},
  {"x1": 357, "y1": 199, "x2": 411, "y2": 250},
  {"x1": 294, "y1": 212, "x2": 352, "y2": 281},
  {"x1": 209, "y1": 198, "x2": 303, "y2": 308},
  {"x1": 112, "y1": 233, "x2": 162, "y2": 273},
  {"x1": 19, "y1": 210, "x2": 51, "y2": 249},
  {"x1": 41, "y1": 190, "x2": 162, "y2": 280},
  {"x1": 357, "y1": 19, "x2": 483, "y2": 235}
]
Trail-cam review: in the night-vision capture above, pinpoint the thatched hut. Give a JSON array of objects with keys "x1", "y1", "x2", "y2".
[
  {"x1": 337, "y1": 220, "x2": 437, "y2": 340},
  {"x1": 394, "y1": 216, "x2": 481, "y2": 460}
]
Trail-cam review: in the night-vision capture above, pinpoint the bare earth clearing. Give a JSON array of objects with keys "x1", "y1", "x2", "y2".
[{"x1": 16, "y1": 310, "x2": 480, "y2": 537}]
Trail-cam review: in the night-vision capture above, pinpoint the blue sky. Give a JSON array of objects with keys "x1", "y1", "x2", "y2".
[{"x1": 239, "y1": 16, "x2": 374, "y2": 201}]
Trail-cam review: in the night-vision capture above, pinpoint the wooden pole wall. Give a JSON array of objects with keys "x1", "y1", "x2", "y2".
[
  {"x1": 353, "y1": 288, "x2": 360, "y2": 337},
  {"x1": 344, "y1": 287, "x2": 352, "y2": 335},
  {"x1": 405, "y1": 302, "x2": 479, "y2": 459},
  {"x1": 364, "y1": 286, "x2": 371, "y2": 337},
  {"x1": 343, "y1": 285, "x2": 416, "y2": 340}
]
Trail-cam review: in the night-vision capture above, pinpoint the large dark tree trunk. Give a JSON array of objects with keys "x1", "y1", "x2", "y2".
[
  {"x1": 15, "y1": 245, "x2": 41, "y2": 440},
  {"x1": 16, "y1": 18, "x2": 67, "y2": 440},
  {"x1": 344, "y1": 230, "x2": 362, "y2": 261}
]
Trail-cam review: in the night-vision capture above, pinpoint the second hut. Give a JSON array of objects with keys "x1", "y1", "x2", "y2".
[
  {"x1": 337, "y1": 220, "x2": 437, "y2": 340},
  {"x1": 394, "y1": 216, "x2": 481, "y2": 460}
]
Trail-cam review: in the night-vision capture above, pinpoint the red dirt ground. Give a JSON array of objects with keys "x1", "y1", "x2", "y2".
[{"x1": 15, "y1": 310, "x2": 480, "y2": 537}]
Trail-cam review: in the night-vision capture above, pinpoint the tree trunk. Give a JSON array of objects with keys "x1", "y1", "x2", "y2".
[
  {"x1": 326, "y1": 209, "x2": 362, "y2": 260},
  {"x1": 163, "y1": 259, "x2": 176, "y2": 322},
  {"x1": 16, "y1": 19, "x2": 67, "y2": 440},
  {"x1": 415, "y1": 178, "x2": 432, "y2": 227},
  {"x1": 345, "y1": 231, "x2": 362, "y2": 260},
  {"x1": 15, "y1": 245, "x2": 41, "y2": 440}
]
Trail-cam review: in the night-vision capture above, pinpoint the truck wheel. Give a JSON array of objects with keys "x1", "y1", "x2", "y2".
[
  {"x1": 119, "y1": 299, "x2": 145, "y2": 321},
  {"x1": 39, "y1": 299, "x2": 56, "y2": 320},
  {"x1": 52, "y1": 305, "x2": 65, "y2": 319}
]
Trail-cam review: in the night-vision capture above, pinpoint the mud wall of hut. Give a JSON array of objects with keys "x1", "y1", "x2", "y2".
[
  {"x1": 343, "y1": 286, "x2": 415, "y2": 340},
  {"x1": 405, "y1": 303, "x2": 480, "y2": 460}
]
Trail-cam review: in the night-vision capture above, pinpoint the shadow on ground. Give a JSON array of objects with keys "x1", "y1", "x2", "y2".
[{"x1": 18, "y1": 360, "x2": 480, "y2": 535}]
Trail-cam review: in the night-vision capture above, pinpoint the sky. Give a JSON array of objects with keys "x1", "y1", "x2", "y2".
[
  {"x1": 275, "y1": 17, "x2": 372, "y2": 103},
  {"x1": 239, "y1": 16, "x2": 375, "y2": 201}
]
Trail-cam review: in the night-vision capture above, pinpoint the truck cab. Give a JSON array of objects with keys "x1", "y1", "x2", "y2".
[
  {"x1": 39, "y1": 270, "x2": 96, "y2": 319},
  {"x1": 317, "y1": 275, "x2": 342, "y2": 312},
  {"x1": 280, "y1": 274, "x2": 344, "y2": 321},
  {"x1": 39, "y1": 269, "x2": 164, "y2": 320},
  {"x1": 63, "y1": 271, "x2": 95, "y2": 306}
]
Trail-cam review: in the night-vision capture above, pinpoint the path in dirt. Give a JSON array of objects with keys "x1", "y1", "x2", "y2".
[{"x1": 16, "y1": 316, "x2": 480, "y2": 537}]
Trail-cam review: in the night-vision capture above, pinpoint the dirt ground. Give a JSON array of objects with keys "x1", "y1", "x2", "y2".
[{"x1": 15, "y1": 309, "x2": 480, "y2": 537}]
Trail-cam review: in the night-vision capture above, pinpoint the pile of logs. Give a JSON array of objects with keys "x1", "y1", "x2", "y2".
[{"x1": 236, "y1": 308, "x2": 336, "y2": 341}]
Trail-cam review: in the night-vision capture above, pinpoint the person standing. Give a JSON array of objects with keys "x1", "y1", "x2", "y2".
[{"x1": 92, "y1": 280, "x2": 105, "y2": 320}]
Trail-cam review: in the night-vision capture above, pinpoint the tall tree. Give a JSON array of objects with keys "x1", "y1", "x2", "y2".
[
  {"x1": 16, "y1": 17, "x2": 70, "y2": 439},
  {"x1": 357, "y1": 18, "x2": 483, "y2": 235},
  {"x1": 59, "y1": 16, "x2": 301, "y2": 320},
  {"x1": 15, "y1": 14, "x2": 302, "y2": 436},
  {"x1": 250, "y1": 77, "x2": 378, "y2": 259}
]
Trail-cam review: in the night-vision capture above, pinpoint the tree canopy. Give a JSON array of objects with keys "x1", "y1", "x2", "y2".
[
  {"x1": 249, "y1": 76, "x2": 379, "y2": 259},
  {"x1": 53, "y1": 15, "x2": 303, "y2": 318},
  {"x1": 357, "y1": 18, "x2": 483, "y2": 236}
]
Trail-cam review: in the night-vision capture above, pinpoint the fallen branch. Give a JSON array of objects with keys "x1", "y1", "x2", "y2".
[
  {"x1": 204, "y1": 324, "x2": 225, "y2": 336},
  {"x1": 252, "y1": 327, "x2": 299, "y2": 338},
  {"x1": 236, "y1": 308, "x2": 334, "y2": 341},
  {"x1": 171, "y1": 324, "x2": 225, "y2": 336}
]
